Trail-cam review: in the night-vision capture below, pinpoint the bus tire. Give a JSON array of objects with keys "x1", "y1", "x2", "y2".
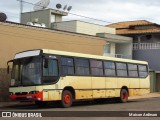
[
  {"x1": 61, "y1": 90, "x2": 73, "y2": 108},
  {"x1": 35, "y1": 101, "x2": 48, "y2": 107},
  {"x1": 119, "y1": 89, "x2": 128, "y2": 103}
]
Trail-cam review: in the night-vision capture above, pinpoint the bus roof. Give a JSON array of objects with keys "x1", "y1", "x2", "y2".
[{"x1": 42, "y1": 49, "x2": 148, "y2": 64}]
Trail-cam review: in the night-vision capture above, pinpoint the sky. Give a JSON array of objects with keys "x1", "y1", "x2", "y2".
[{"x1": 1, "y1": 0, "x2": 160, "y2": 25}]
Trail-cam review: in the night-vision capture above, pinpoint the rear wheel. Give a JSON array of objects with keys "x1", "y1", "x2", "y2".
[
  {"x1": 119, "y1": 89, "x2": 128, "y2": 103},
  {"x1": 61, "y1": 90, "x2": 73, "y2": 108}
]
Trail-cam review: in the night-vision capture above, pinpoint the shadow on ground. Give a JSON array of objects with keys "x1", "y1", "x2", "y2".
[{"x1": 0, "y1": 98, "x2": 145, "y2": 110}]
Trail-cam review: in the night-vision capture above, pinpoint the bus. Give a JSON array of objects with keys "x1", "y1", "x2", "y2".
[{"x1": 8, "y1": 49, "x2": 150, "y2": 108}]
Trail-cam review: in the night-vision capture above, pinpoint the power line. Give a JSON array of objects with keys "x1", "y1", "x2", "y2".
[
  {"x1": 68, "y1": 12, "x2": 112, "y2": 24},
  {"x1": 14, "y1": 0, "x2": 154, "y2": 28},
  {"x1": 16, "y1": 0, "x2": 113, "y2": 24}
]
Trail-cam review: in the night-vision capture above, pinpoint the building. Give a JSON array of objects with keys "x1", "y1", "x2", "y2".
[
  {"x1": 21, "y1": 9, "x2": 133, "y2": 59},
  {"x1": 52, "y1": 20, "x2": 133, "y2": 59},
  {"x1": 21, "y1": 9, "x2": 68, "y2": 28},
  {"x1": 107, "y1": 20, "x2": 160, "y2": 92}
]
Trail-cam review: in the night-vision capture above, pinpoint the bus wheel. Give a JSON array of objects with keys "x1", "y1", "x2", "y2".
[
  {"x1": 119, "y1": 89, "x2": 128, "y2": 103},
  {"x1": 61, "y1": 90, "x2": 73, "y2": 108},
  {"x1": 35, "y1": 101, "x2": 48, "y2": 107}
]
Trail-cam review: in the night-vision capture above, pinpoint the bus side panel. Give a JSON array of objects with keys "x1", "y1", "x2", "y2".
[
  {"x1": 129, "y1": 78, "x2": 140, "y2": 96},
  {"x1": 105, "y1": 77, "x2": 118, "y2": 97},
  {"x1": 41, "y1": 85, "x2": 61, "y2": 101},
  {"x1": 92, "y1": 77, "x2": 105, "y2": 98},
  {"x1": 139, "y1": 76, "x2": 150, "y2": 95},
  {"x1": 60, "y1": 76, "x2": 93, "y2": 99}
]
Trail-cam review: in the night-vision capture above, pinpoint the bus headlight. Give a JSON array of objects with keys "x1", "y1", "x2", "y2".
[
  {"x1": 9, "y1": 92, "x2": 13, "y2": 95},
  {"x1": 37, "y1": 98, "x2": 41, "y2": 101}
]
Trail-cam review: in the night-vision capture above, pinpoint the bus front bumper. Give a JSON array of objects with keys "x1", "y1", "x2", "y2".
[{"x1": 9, "y1": 91, "x2": 43, "y2": 102}]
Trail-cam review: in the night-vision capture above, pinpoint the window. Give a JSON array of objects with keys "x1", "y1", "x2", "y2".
[
  {"x1": 90, "y1": 60, "x2": 103, "y2": 76},
  {"x1": 104, "y1": 61, "x2": 116, "y2": 76},
  {"x1": 61, "y1": 57, "x2": 74, "y2": 75},
  {"x1": 116, "y1": 62, "x2": 127, "y2": 77},
  {"x1": 138, "y1": 65, "x2": 148, "y2": 78},
  {"x1": 75, "y1": 58, "x2": 90, "y2": 75},
  {"x1": 43, "y1": 60, "x2": 58, "y2": 76},
  {"x1": 43, "y1": 59, "x2": 59, "y2": 84},
  {"x1": 104, "y1": 43, "x2": 111, "y2": 54},
  {"x1": 128, "y1": 64, "x2": 138, "y2": 77}
]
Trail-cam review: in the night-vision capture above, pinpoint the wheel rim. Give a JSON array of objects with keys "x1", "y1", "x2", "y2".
[
  {"x1": 122, "y1": 92, "x2": 127, "y2": 100},
  {"x1": 64, "y1": 93, "x2": 71, "y2": 105}
]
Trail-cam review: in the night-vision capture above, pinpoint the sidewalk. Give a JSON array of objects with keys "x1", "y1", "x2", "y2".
[
  {"x1": 129, "y1": 92, "x2": 160, "y2": 100},
  {"x1": 0, "y1": 92, "x2": 160, "y2": 108}
]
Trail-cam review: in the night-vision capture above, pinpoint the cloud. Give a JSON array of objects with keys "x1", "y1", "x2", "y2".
[{"x1": 0, "y1": 0, "x2": 160, "y2": 25}]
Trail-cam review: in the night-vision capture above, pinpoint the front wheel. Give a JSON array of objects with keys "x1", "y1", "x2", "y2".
[
  {"x1": 119, "y1": 89, "x2": 128, "y2": 103},
  {"x1": 61, "y1": 90, "x2": 73, "y2": 108}
]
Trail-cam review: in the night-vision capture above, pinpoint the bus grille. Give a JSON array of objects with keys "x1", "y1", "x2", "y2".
[
  {"x1": 16, "y1": 97, "x2": 28, "y2": 101},
  {"x1": 15, "y1": 92, "x2": 28, "y2": 95}
]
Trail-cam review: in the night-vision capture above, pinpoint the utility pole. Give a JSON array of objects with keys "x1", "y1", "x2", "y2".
[{"x1": 18, "y1": 0, "x2": 23, "y2": 23}]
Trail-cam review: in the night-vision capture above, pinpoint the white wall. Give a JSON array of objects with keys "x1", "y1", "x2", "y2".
[
  {"x1": 77, "y1": 21, "x2": 115, "y2": 35},
  {"x1": 52, "y1": 21, "x2": 115, "y2": 35},
  {"x1": 116, "y1": 43, "x2": 133, "y2": 59}
]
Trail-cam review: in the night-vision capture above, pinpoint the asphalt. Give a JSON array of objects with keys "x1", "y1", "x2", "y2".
[{"x1": 0, "y1": 92, "x2": 160, "y2": 108}]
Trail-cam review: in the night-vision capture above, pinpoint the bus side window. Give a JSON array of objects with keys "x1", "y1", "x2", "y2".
[
  {"x1": 116, "y1": 62, "x2": 128, "y2": 77},
  {"x1": 128, "y1": 64, "x2": 138, "y2": 77},
  {"x1": 138, "y1": 65, "x2": 148, "y2": 78},
  {"x1": 104, "y1": 61, "x2": 116, "y2": 76},
  {"x1": 90, "y1": 60, "x2": 103, "y2": 76},
  {"x1": 75, "y1": 58, "x2": 90, "y2": 75},
  {"x1": 43, "y1": 59, "x2": 59, "y2": 83},
  {"x1": 61, "y1": 57, "x2": 75, "y2": 75}
]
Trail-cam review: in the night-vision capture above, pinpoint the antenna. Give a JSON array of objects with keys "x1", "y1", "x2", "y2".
[
  {"x1": 0, "y1": 13, "x2": 7, "y2": 22},
  {"x1": 56, "y1": 3, "x2": 62, "y2": 9},
  {"x1": 67, "y1": 6, "x2": 72, "y2": 12},
  {"x1": 33, "y1": 0, "x2": 50, "y2": 11},
  {"x1": 63, "y1": 5, "x2": 67, "y2": 11}
]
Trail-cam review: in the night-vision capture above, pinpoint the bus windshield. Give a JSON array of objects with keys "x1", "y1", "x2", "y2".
[{"x1": 11, "y1": 57, "x2": 42, "y2": 86}]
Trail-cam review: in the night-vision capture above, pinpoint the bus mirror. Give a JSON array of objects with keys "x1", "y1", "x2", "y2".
[
  {"x1": 44, "y1": 59, "x2": 48, "y2": 68},
  {"x1": 7, "y1": 60, "x2": 13, "y2": 74},
  {"x1": 7, "y1": 65, "x2": 10, "y2": 74}
]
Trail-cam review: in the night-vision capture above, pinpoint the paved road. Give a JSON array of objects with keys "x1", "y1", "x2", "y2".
[
  {"x1": 0, "y1": 98, "x2": 160, "y2": 119},
  {"x1": 1, "y1": 97, "x2": 160, "y2": 111}
]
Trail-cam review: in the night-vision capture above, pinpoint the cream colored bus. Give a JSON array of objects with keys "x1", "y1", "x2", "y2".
[{"x1": 8, "y1": 49, "x2": 150, "y2": 108}]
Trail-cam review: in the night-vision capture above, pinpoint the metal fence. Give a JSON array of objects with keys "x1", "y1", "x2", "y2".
[
  {"x1": 104, "y1": 53, "x2": 132, "y2": 59},
  {"x1": 133, "y1": 43, "x2": 160, "y2": 50}
]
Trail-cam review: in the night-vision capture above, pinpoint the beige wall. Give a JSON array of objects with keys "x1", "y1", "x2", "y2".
[{"x1": 0, "y1": 22, "x2": 106, "y2": 68}]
